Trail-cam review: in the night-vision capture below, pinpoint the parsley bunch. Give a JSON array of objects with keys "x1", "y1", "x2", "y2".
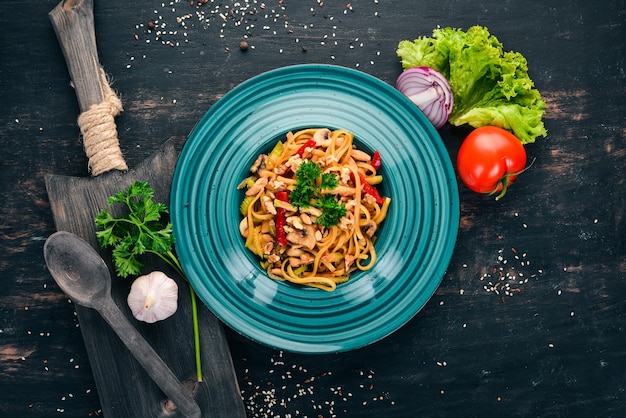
[
  {"x1": 290, "y1": 161, "x2": 347, "y2": 228},
  {"x1": 95, "y1": 181, "x2": 177, "y2": 278},
  {"x1": 95, "y1": 181, "x2": 202, "y2": 382}
]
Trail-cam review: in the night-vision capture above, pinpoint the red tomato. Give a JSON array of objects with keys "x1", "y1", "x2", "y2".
[{"x1": 456, "y1": 126, "x2": 527, "y2": 200}]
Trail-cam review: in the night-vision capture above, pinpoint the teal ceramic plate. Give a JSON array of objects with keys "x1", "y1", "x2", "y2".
[{"x1": 171, "y1": 64, "x2": 459, "y2": 353}]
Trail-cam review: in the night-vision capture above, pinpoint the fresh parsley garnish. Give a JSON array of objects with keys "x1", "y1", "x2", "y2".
[
  {"x1": 290, "y1": 161, "x2": 347, "y2": 228},
  {"x1": 95, "y1": 181, "x2": 176, "y2": 278},
  {"x1": 316, "y1": 194, "x2": 347, "y2": 228}
]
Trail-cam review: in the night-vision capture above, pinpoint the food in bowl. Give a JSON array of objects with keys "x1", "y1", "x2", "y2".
[{"x1": 238, "y1": 128, "x2": 391, "y2": 291}]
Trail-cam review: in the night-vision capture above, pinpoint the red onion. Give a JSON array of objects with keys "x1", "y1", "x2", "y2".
[{"x1": 395, "y1": 66, "x2": 454, "y2": 129}]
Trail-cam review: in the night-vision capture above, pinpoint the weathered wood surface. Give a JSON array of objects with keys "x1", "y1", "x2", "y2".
[
  {"x1": 1, "y1": 0, "x2": 625, "y2": 417},
  {"x1": 45, "y1": 141, "x2": 245, "y2": 417},
  {"x1": 49, "y1": 0, "x2": 104, "y2": 113}
]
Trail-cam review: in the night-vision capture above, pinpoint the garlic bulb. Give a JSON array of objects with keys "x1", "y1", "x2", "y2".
[{"x1": 127, "y1": 271, "x2": 178, "y2": 323}]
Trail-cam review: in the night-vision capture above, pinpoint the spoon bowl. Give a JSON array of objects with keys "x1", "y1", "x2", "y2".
[{"x1": 43, "y1": 231, "x2": 111, "y2": 308}]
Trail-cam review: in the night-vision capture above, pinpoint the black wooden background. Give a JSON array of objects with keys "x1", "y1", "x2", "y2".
[{"x1": 1, "y1": 0, "x2": 625, "y2": 417}]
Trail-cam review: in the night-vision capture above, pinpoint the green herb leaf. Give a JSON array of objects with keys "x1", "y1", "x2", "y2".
[
  {"x1": 291, "y1": 161, "x2": 346, "y2": 227},
  {"x1": 290, "y1": 160, "x2": 320, "y2": 208},
  {"x1": 316, "y1": 194, "x2": 347, "y2": 228},
  {"x1": 320, "y1": 172, "x2": 339, "y2": 190},
  {"x1": 94, "y1": 181, "x2": 175, "y2": 278}
]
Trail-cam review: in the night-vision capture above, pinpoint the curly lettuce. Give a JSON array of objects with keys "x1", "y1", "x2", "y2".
[{"x1": 397, "y1": 26, "x2": 547, "y2": 144}]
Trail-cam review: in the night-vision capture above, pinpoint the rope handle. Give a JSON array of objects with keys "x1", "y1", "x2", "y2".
[
  {"x1": 50, "y1": 0, "x2": 128, "y2": 176},
  {"x1": 77, "y1": 69, "x2": 128, "y2": 176}
]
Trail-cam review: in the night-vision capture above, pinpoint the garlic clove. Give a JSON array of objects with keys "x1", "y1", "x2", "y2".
[{"x1": 127, "y1": 271, "x2": 178, "y2": 323}]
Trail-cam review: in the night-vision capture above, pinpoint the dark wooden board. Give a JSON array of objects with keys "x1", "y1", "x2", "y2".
[{"x1": 45, "y1": 140, "x2": 246, "y2": 417}]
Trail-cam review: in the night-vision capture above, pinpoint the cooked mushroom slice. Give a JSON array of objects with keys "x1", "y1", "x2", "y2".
[
  {"x1": 239, "y1": 218, "x2": 249, "y2": 237},
  {"x1": 262, "y1": 195, "x2": 277, "y2": 215},
  {"x1": 350, "y1": 149, "x2": 372, "y2": 162},
  {"x1": 287, "y1": 215, "x2": 304, "y2": 230},
  {"x1": 286, "y1": 247, "x2": 305, "y2": 257},
  {"x1": 288, "y1": 252, "x2": 315, "y2": 267},
  {"x1": 250, "y1": 154, "x2": 267, "y2": 173},
  {"x1": 262, "y1": 240, "x2": 274, "y2": 255},
  {"x1": 313, "y1": 128, "x2": 331, "y2": 143},
  {"x1": 324, "y1": 185, "x2": 355, "y2": 197},
  {"x1": 267, "y1": 254, "x2": 281, "y2": 264},
  {"x1": 299, "y1": 212, "x2": 313, "y2": 225},
  {"x1": 361, "y1": 220, "x2": 377, "y2": 237},
  {"x1": 344, "y1": 254, "x2": 355, "y2": 269},
  {"x1": 286, "y1": 224, "x2": 317, "y2": 250},
  {"x1": 245, "y1": 177, "x2": 268, "y2": 196}
]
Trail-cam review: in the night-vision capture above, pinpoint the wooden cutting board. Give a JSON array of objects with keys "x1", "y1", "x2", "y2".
[
  {"x1": 46, "y1": 1, "x2": 245, "y2": 416},
  {"x1": 46, "y1": 142, "x2": 246, "y2": 417}
]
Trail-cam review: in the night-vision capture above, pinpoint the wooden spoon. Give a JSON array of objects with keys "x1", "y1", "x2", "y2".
[{"x1": 43, "y1": 231, "x2": 201, "y2": 418}]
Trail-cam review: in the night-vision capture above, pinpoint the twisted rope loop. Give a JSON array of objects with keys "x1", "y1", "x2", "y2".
[{"x1": 77, "y1": 69, "x2": 128, "y2": 176}]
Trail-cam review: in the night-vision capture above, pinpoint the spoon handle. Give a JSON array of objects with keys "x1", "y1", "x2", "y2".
[{"x1": 97, "y1": 296, "x2": 201, "y2": 418}]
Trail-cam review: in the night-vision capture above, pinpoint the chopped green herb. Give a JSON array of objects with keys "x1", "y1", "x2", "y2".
[
  {"x1": 320, "y1": 172, "x2": 339, "y2": 190},
  {"x1": 95, "y1": 181, "x2": 175, "y2": 278},
  {"x1": 290, "y1": 161, "x2": 346, "y2": 228},
  {"x1": 290, "y1": 160, "x2": 320, "y2": 206},
  {"x1": 316, "y1": 194, "x2": 348, "y2": 228}
]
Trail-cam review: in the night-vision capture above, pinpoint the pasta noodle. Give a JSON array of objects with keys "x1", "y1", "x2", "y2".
[{"x1": 238, "y1": 128, "x2": 391, "y2": 291}]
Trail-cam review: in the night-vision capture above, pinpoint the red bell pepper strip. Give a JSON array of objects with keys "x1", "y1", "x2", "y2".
[
  {"x1": 371, "y1": 150, "x2": 382, "y2": 170},
  {"x1": 295, "y1": 138, "x2": 317, "y2": 157},
  {"x1": 275, "y1": 191, "x2": 289, "y2": 246},
  {"x1": 352, "y1": 172, "x2": 386, "y2": 205},
  {"x1": 284, "y1": 138, "x2": 317, "y2": 178}
]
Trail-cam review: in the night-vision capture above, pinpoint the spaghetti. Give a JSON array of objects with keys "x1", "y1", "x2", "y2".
[{"x1": 238, "y1": 128, "x2": 391, "y2": 291}]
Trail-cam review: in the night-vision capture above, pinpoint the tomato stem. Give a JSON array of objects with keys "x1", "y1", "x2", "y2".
[
  {"x1": 494, "y1": 180, "x2": 508, "y2": 201},
  {"x1": 489, "y1": 157, "x2": 536, "y2": 201}
]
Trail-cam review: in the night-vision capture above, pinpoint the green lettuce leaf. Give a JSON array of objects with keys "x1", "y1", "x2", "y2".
[{"x1": 397, "y1": 26, "x2": 547, "y2": 144}]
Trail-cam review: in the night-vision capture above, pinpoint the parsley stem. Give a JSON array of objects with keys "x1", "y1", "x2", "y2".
[
  {"x1": 189, "y1": 286, "x2": 202, "y2": 382},
  {"x1": 149, "y1": 250, "x2": 203, "y2": 382}
]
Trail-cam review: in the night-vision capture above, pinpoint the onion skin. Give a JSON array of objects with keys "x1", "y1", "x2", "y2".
[{"x1": 395, "y1": 66, "x2": 454, "y2": 129}]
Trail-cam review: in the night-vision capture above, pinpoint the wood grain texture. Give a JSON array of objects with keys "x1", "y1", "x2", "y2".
[
  {"x1": 45, "y1": 141, "x2": 245, "y2": 417},
  {"x1": 49, "y1": 0, "x2": 103, "y2": 112},
  {"x1": 1, "y1": 0, "x2": 625, "y2": 417}
]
